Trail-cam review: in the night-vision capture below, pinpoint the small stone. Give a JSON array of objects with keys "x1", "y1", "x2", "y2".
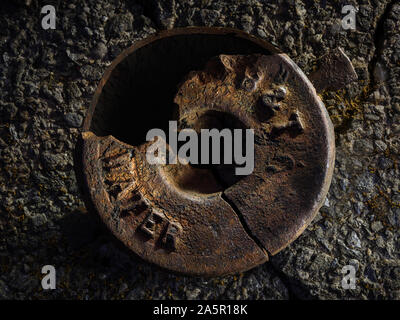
[
  {"x1": 376, "y1": 236, "x2": 385, "y2": 248},
  {"x1": 297, "y1": 269, "x2": 310, "y2": 280},
  {"x1": 92, "y1": 42, "x2": 108, "y2": 60},
  {"x1": 353, "y1": 201, "x2": 364, "y2": 214},
  {"x1": 371, "y1": 221, "x2": 384, "y2": 232},
  {"x1": 355, "y1": 173, "x2": 375, "y2": 193},
  {"x1": 388, "y1": 209, "x2": 399, "y2": 227},
  {"x1": 41, "y1": 152, "x2": 68, "y2": 169},
  {"x1": 80, "y1": 65, "x2": 103, "y2": 81},
  {"x1": 339, "y1": 178, "x2": 349, "y2": 191},
  {"x1": 378, "y1": 156, "x2": 393, "y2": 169},
  {"x1": 240, "y1": 14, "x2": 254, "y2": 33},
  {"x1": 373, "y1": 105, "x2": 385, "y2": 115},
  {"x1": 31, "y1": 214, "x2": 47, "y2": 227},
  {"x1": 295, "y1": 3, "x2": 307, "y2": 17},
  {"x1": 364, "y1": 265, "x2": 377, "y2": 282},
  {"x1": 347, "y1": 231, "x2": 361, "y2": 248},
  {"x1": 373, "y1": 62, "x2": 388, "y2": 82},
  {"x1": 257, "y1": 28, "x2": 267, "y2": 38},
  {"x1": 309, "y1": 252, "x2": 332, "y2": 272},
  {"x1": 200, "y1": 9, "x2": 220, "y2": 26},
  {"x1": 186, "y1": 288, "x2": 201, "y2": 300},
  {"x1": 107, "y1": 13, "x2": 134, "y2": 36},
  {"x1": 284, "y1": 34, "x2": 295, "y2": 49},
  {"x1": 353, "y1": 139, "x2": 374, "y2": 155},
  {"x1": 9, "y1": 125, "x2": 18, "y2": 140},
  {"x1": 67, "y1": 82, "x2": 82, "y2": 99},
  {"x1": 351, "y1": 158, "x2": 363, "y2": 169},
  {"x1": 64, "y1": 113, "x2": 83, "y2": 128},
  {"x1": 374, "y1": 140, "x2": 387, "y2": 152},
  {"x1": 84, "y1": 27, "x2": 93, "y2": 37},
  {"x1": 365, "y1": 114, "x2": 380, "y2": 121},
  {"x1": 155, "y1": 0, "x2": 176, "y2": 29},
  {"x1": 41, "y1": 86, "x2": 64, "y2": 105}
]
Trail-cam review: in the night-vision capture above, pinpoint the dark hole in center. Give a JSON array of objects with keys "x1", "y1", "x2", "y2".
[{"x1": 187, "y1": 110, "x2": 249, "y2": 190}]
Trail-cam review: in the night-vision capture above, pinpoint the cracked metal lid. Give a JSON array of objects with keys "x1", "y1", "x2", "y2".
[{"x1": 78, "y1": 27, "x2": 344, "y2": 276}]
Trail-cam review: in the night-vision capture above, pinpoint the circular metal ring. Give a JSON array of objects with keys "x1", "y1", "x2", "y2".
[{"x1": 79, "y1": 27, "x2": 334, "y2": 276}]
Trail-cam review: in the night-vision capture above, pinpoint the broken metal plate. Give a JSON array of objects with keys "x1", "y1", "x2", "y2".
[{"x1": 79, "y1": 28, "x2": 337, "y2": 276}]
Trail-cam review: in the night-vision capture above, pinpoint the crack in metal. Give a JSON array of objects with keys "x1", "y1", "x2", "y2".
[
  {"x1": 221, "y1": 191, "x2": 316, "y2": 300},
  {"x1": 220, "y1": 192, "x2": 268, "y2": 256}
]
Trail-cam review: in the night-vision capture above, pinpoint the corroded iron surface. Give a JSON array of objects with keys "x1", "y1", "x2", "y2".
[
  {"x1": 79, "y1": 28, "x2": 338, "y2": 276},
  {"x1": 173, "y1": 54, "x2": 335, "y2": 256},
  {"x1": 82, "y1": 132, "x2": 267, "y2": 276}
]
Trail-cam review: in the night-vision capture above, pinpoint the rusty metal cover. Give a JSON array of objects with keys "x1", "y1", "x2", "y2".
[{"x1": 79, "y1": 27, "x2": 335, "y2": 276}]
